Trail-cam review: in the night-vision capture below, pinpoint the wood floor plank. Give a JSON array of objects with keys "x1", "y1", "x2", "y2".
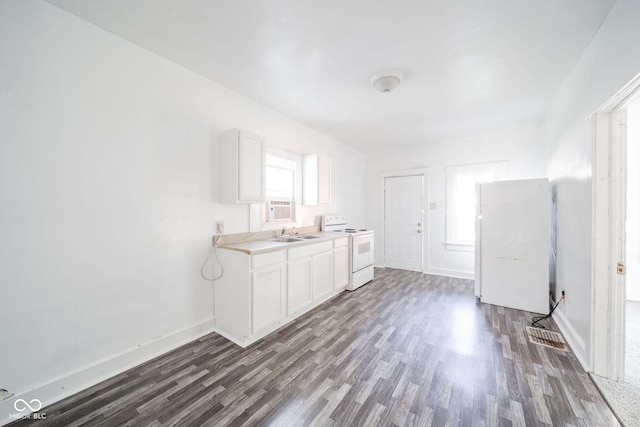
[{"x1": 8, "y1": 269, "x2": 620, "y2": 426}]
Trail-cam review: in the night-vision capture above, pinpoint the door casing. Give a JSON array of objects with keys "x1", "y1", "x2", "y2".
[
  {"x1": 591, "y1": 73, "x2": 640, "y2": 378},
  {"x1": 378, "y1": 168, "x2": 429, "y2": 271}
]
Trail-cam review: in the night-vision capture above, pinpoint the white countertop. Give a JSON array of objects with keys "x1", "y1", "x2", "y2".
[{"x1": 219, "y1": 232, "x2": 348, "y2": 254}]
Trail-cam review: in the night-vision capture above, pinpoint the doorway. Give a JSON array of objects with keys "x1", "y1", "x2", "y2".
[
  {"x1": 381, "y1": 171, "x2": 427, "y2": 272},
  {"x1": 591, "y1": 74, "x2": 640, "y2": 425},
  {"x1": 592, "y1": 75, "x2": 640, "y2": 379}
]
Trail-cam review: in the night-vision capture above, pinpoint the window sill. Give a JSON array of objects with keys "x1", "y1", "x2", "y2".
[{"x1": 444, "y1": 242, "x2": 475, "y2": 252}]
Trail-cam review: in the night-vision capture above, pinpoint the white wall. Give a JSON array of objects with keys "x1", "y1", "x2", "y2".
[
  {"x1": 543, "y1": 0, "x2": 640, "y2": 368},
  {"x1": 626, "y1": 101, "x2": 640, "y2": 302},
  {"x1": 0, "y1": 0, "x2": 365, "y2": 420},
  {"x1": 366, "y1": 125, "x2": 546, "y2": 278}
]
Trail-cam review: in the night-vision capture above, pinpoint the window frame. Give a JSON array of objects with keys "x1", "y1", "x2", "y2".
[
  {"x1": 445, "y1": 161, "x2": 508, "y2": 251},
  {"x1": 265, "y1": 154, "x2": 296, "y2": 201},
  {"x1": 261, "y1": 151, "x2": 300, "y2": 224}
]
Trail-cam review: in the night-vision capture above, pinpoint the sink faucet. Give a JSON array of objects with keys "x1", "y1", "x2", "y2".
[
  {"x1": 292, "y1": 226, "x2": 297, "y2": 235},
  {"x1": 281, "y1": 227, "x2": 286, "y2": 237}
]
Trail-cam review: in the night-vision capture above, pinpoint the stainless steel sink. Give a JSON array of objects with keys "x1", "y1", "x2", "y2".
[
  {"x1": 268, "y1": 234, "x2": 326, "y2": 243},
  {"x1": 269, "y1": 237, "x2": 303, "y2": 243}
]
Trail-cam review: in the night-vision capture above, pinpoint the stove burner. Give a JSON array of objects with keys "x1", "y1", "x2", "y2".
[
  {"x1": 333, "y1": 229, "x2": 356, "y2": 233},
  {"x1": 330, "y1": 227, "x2": 370, "y2": 234}
]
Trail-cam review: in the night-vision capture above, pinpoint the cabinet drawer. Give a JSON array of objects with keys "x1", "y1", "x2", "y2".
[
  {"x1": 288, "y1": 241, "x2": 333, "y2": 260},
  {"x1": 334, "y1": 237, "x2": 349, "y2": 248},
  {"x1": 252, "y1": 250, "x2": 286, "y2": 269}
]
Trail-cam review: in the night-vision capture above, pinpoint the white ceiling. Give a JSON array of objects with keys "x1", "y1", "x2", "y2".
[{"x1": 47, "y1": 0, "x2": 616, "y2": 153}]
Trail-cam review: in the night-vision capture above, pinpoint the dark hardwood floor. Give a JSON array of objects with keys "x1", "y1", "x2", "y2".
[{"x1": 11, "y1": 268, "x2": 620, "y2": 426}]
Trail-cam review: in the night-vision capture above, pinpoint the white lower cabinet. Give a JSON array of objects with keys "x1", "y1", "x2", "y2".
[
  {"x1": 289, "y1": 240, "x2": 334, "y2": 305},
  {"x1": 215, "y1": 236, "x2": 347, "y2": 347},
  {"x1": 251, "y1": 264, "x2": 286, "y2": 335},
  {"x1": 313, "y1": 251, "x2": 333, "y2": 302},
  {"x1": 287, "y1": 257, "x2": 313, "y2": 316}
]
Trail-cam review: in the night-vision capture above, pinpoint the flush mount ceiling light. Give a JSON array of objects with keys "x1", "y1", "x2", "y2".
[{"x1": 370, "y1": 69, "x2": 404, "y2": 93}]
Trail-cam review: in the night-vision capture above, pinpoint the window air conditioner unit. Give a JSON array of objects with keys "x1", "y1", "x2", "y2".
[{"x1": 266, "y1": 200, "x2": 293, "y2": 222}]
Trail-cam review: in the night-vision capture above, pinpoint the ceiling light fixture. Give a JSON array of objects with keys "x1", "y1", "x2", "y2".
[{"x1": 370, "y1": 69, "x2": 404, "y2": 93}]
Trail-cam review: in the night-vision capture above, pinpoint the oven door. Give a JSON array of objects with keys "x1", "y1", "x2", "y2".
[{"x1": 352, "y1": 232, "x2": 374, "y2": 272}]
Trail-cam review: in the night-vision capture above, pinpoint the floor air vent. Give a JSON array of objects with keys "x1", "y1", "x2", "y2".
[{"x1": 526, "y1": 326, "x2": 569, "y2": 352}]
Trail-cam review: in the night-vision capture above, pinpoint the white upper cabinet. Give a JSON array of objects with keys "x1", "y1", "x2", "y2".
[
  {"x1": 220, "y1": 129, "x2": 266, "y2": 203},
  {"x1": 303, "y1": 154, "x2": 332, "y2": 205}
]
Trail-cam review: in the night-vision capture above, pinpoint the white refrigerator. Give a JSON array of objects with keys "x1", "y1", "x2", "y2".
[{"x1": 475, "y1": 178, "x2": 549, "y2": 315}]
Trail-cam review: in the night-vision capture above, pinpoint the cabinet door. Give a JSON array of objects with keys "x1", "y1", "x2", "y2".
[
  {"x1": 313, "y1": 251, "x2": 333, "y2": 302},
  {"x1": 238, "y1": 131, "x2": 266, "y2": 202},
  {"x1": 251, "y1": 264, "x2": 285, "y2": 335},
  {"x1": 333, "y1": 246, "x2": 349, "y2": 291},
  {"x1": 287, "y1": 257, "x2": 313, "y2": 316},
  {"x1": 317, "y1": 156, "x2": 332, "y2": 205}
]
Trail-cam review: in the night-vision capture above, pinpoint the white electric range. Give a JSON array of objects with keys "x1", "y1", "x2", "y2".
[{"x1": 321, "y1": 215, "x2": 374, "y2": 291}]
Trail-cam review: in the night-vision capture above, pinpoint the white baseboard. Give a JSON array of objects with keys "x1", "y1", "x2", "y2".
[
  {"x1": 372, "y1": 264, "x2": 473, "y2": 280},
  {"x1": 0, "y1": 318, "x2": 216, "y2": 426},
  {"x1": 424, "y1": 267, "x2": 475, "y2": 280},
  {"x1": 553, "y1": 309, "x2": 589, "y2": 370}
]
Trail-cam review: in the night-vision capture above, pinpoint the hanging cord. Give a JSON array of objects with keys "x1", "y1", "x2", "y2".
[
  {"x1": 200, "y1": 223, "x2": 270, "y2": 282},
  {"x1": 200, "y1": 242, "x2": 224, "y2": 282},
  {"x1": 531, "y1": 295, "x2": 565, "y2": 328}
]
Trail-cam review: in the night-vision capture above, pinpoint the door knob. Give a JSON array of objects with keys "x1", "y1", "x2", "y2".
[
  {"x1": 417, "y1": 222, "x2": 421, "y2": 226},
  {"x1": 417, "y1": 230, "x2": 422, "y2": 233}
]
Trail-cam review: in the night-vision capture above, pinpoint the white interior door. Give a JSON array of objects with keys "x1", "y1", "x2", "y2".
[{"x1": 384, "y1": 175, "x2": 423, "y2": 271}]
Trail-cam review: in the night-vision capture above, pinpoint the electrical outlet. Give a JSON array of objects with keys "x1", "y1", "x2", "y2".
[{"x1": 216, "y1": 221, "x2": 224, "y2": 234}]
